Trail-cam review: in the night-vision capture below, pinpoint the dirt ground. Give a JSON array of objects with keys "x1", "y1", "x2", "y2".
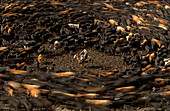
[{"x1": 26, "y1": 43, "x2": 131, "y2": 74}]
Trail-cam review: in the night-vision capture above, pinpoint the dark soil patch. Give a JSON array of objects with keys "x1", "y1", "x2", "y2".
[{"x1": 27, "y1": 43, "x2": 130, "y2": 74}]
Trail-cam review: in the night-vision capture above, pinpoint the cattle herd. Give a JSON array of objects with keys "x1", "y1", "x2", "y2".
[{"x1": 0, "y1": 0, "x2": 169, "y2": 110}]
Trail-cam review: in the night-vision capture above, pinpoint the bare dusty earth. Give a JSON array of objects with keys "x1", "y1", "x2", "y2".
[{"x1": 27, "y1": 44, "x2": 130, "y2": 74}]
